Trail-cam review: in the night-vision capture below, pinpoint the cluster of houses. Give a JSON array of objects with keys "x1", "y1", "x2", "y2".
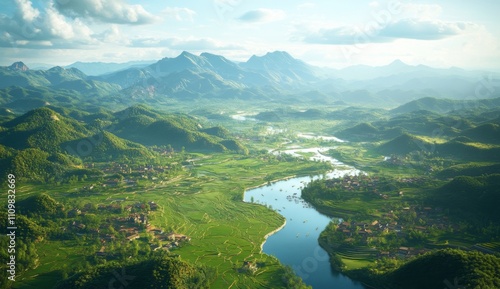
[
  {"x1": 86, "y1": 162, "x2": 174, "y2": 175},
  {"x1": 64, "y1": 199, "x2": 192, "y2": 258},
  {"x1": 323, "y1": 175, "x2": 424, "y2": 200},
  {"x1": 147, "y1": 228, "x2": 191, "y2": 251},
  {"x1": 334, "y1": 205, "x2": 457, "y2": 259}
]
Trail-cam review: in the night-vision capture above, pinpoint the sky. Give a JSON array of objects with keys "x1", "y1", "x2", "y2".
[{"x1": 0, "y1": 0, "x2": 499, "y2": 70}]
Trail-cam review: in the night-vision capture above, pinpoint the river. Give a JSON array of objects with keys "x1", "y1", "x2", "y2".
[{"x1": 243, "y1": 148, "x2": 367, "y2": 289}]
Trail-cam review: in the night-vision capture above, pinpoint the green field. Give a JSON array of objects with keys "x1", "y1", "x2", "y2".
[{"x1": 8, "y1": 153, "x2": 329, "y2": 289}]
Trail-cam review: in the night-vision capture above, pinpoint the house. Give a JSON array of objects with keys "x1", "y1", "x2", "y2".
[
  {"x1": 398, "y1": 247, "x2": 410, "y2": 255},
  {"x1": 68, "y1": 208, "x2": 81, "y2": 217},
  {"x1": 415, "y1": 226, "x2": 427, "y2": 231},
  {"x1": 96, "y1": 246, "x2": 106, "y2": 256},
  {"x1": 240, "y1": 261, "x2": 258, "y2": 273},
  {"x1": 126, "y1": 233, "x2": 140, "y2": 241},
  {"x1": 149, "y1": 201, "x2": 158, "y2": 210}
]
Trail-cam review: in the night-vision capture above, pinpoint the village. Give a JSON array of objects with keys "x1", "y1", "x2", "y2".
[
  {"x1": 329, "y1": 201, "x2": 459, "y2": 259},
  {"x1": 322, "y1": 174, "x2": 425, "y2": 200},
  {"x1": 299, "y1": 174, "x2": 467, "y2": 260},
  {"x1": 65, "y1": 199, "x2": 191, "y2": 259}
]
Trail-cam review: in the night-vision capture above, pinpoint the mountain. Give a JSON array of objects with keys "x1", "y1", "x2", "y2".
[
  {"x1": 96, "y1": 51, "x2": 322, "y2": 99},
  {"x1": 335, "y1": 59, "x2": 413, "y2": 80},
  {"x1": 9, "y1": 61, "x2": 29, "y2": 71},
  {"x1": 240, "y1": 51, "x2": 319, "y2": 83},
  {"x1": 66, "y1": 60, "x2": 155, "y2": 76},
  {"x1": 111, "y1": 105, "x2": 247, "y2": 153},
  {"x1": 0, "y1": 63, "x2": 120, "y2": 98},
  {"x1": 3, "y1": 52, "x2": 500, "y2": 108}
]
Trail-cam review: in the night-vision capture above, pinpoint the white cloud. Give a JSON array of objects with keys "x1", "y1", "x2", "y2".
[
  {"x1": 380, "y1": 19, "x2": 479, "y2": 40},
  {"x1": 297, "y1": 6, "x2": 480, "y2": 45},
  {"x1": 131, "y1": 36, "x2": 243, "y2": 51},
  {"x1": 54, "y1": 0, "x2": 158, "y2": 25},
  {"x1": 15, "y1": 0, "x2": 39, "y2": 22},
  {"x1": 96, "y1": 24, "x2": 130, "y2": 45},
  {"x1": 0, "y1": 0, "x2": 96, "y2": 48},
  {"x1": 237, "y1": 9, "x2": 285, "y2": 23},
  {"x1": 162, "y1": 7, "x2": 196, "y2": 22}
]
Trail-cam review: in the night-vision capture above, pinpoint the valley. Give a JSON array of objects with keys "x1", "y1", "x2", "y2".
[{"x1": 0, "y1": 51, "x2": 499, "y2": 289}]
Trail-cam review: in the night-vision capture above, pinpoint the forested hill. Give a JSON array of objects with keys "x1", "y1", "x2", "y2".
[{"x1": 0, "y1": 105, "x2": 247, "y2": 182}]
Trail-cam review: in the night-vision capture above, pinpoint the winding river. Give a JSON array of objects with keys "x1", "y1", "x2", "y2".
[{"x1": 244, "y1": 148, "x2": 367, "y2": 289}]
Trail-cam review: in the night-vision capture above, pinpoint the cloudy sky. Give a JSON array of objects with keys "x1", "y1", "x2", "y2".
[{"x1": 0, "y1": 0, "x2": 499, "y2": 69}]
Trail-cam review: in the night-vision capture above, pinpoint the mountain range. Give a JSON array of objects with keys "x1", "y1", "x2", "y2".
[{"x1": 1, "y1": 51, "x2": 500, "y2": 113}]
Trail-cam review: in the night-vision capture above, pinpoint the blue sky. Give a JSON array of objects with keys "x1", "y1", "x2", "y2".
[{"x1": 0, "y1": 0, "x2": 499, "y2": 69}]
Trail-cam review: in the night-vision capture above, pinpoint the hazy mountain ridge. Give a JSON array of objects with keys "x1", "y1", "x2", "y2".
[{"x1": 1, "y1": 51, "x2": 500, "y2": 112}]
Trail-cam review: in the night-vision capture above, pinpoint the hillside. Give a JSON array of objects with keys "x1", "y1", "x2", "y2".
[
  {"x1": 377, "y1": 133, "x2": 431, "y2": 155},
  {"x1": 379, "y1": 249, "x2": 500, "y2": 289},
  {"x1": 462, "y1": 123, "x2": 500, "y2": 144},
  {"x1": 0, "y1": 107, "x2": 89, "y2": 152},
  {"x1": 433, "y1": 174, "x2": 500, "y2": 221},
  {"x1": 54, "y1": 255, "x2": 215, "y2": 289},
  {"x1": 337, "y1": 122, "x2": 379, "y2": 141},
  {"x1": 392, "y1": 97, "x2": 500, "y2": 114},
  {"x1": 64, "y1": 131, "x2": 154, "y2": 161},
  {"x1": 111, "y1": 106, "x2": 246, "y2": 153}
]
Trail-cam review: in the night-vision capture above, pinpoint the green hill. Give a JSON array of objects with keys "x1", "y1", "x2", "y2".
[
  {"x1": 438, "y1": 140, "x2": 500, "y2": 161},
  {"x1": 391, "y1": 97, "x2": 459, "y2": 114},
  {"x1": 377, "y1": 133, "x2": 432, "y2": 155},
  {"x1": 114, "y1": 104, "x2": 163, "y2": 120},
  {"x1": 112, "y1": 106, "x2": 246, "y2": 153},
  {"x1": 201, "y1": 126, "x2": 231, "y2": 139},
  {"x1": 18, "y1": 194, "x2": 64, "y2": 217},
  {"x1": 54, "y1": 255, "x2": 215, "y2": 289},
  {"x1": 433, "y1": 174, "x2": 500, "y2": 221},
  {"x1": 0, "y1": 107, "x2": 89, "y2": 152},
  {"x1": 381, "y1": 249, "x2": 500, "y2": 289},
  {"x1": 337, "y1": 122, "x2": 379, "y2": 141},
  {"x1": 437, "y1": 163, "x2": 500, "y2": 179},
  {"x1": 462, "y1": 123, "x2": 500, "y2": 144},
  {"x1": 64, "y1": 131, "x2": 154, "y2": 161}
]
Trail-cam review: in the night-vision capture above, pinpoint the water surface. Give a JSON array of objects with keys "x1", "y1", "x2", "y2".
[{"x1": 244, "y1": 163, "x2": 367, "y2": 289}]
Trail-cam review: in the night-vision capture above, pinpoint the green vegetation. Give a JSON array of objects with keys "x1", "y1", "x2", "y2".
[
  {"x1": 0, "y1": 72, "x2": 499, "y2": 289},
  {"x1": 54, "y1": 254, "x2": 216, "y2": 289},
  {"x1": 365, "y1": 249, "x2": 500, "y2": 289}
]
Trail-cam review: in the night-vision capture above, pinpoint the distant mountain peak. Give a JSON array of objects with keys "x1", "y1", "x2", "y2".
[
  {"x1": 267, "y1": 50, "x2": 293, "y2": 58},
  {"x1": 179, "y1": 51, "x2": 196, "y2": 58},
  {"x1": 48, "y1": 66, "x2": 66, "y2": 72},
  {"x1": 387, "y1": 59, "x2": 408, "y2": 67},
  {"x1": 9, "y1": 61, "x2": 29, "y2": 71}
]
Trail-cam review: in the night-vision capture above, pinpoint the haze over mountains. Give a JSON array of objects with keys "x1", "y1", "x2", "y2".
[{"x1": 1, "y1": 51, "x2": 500, "y2": 113}]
